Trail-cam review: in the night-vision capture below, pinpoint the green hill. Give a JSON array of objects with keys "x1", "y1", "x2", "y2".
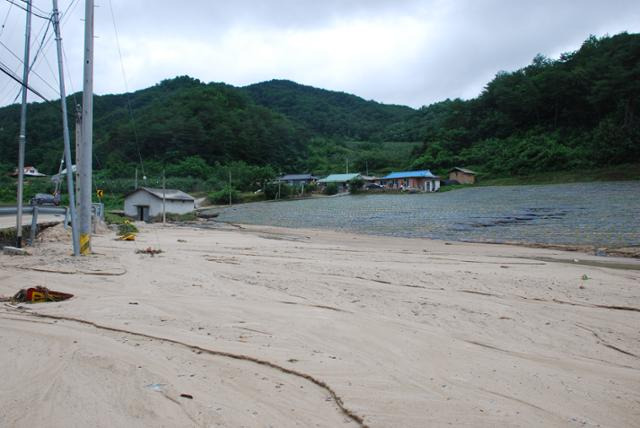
[
  {"x1": 405, "y1": 32, "x2": 640, "y2": 176},
  {"x1": 243, "y1": 79, "x2": 415, "y2": 140},
  {"x1": 0, "y1": 32, "x2": 638, "y2": 191}
]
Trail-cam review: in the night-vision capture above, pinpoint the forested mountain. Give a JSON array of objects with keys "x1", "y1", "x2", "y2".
[
  {"x1": 404, "y1": 32, "x2": 640, "y2": 175},
  {"x1": 0, "y1": 76, "x2": 310, "y2": 175},
  {"x1": 243, "y1": 79, "x2": 414, "y2": 140},
  {"x1": 0, "y1": 32, "x2": 638, "y2": 184}
]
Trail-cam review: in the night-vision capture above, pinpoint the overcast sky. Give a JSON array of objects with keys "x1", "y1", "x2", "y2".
[{"x1": 0, "y1": 0, "x2": 639, "y2": 109}]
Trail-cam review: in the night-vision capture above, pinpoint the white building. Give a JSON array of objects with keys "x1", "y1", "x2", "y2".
[{"x1": 124, "y1": 187, "x2": 195, "y2": 221}]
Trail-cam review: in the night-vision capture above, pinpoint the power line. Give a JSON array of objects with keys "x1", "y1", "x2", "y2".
[
  {"x1": 17, "y1": 0, "x2": 49, "y2": 17},
  {"x1": 4, "y1": 0, "x2": 80, "y2": 105},
  {"x1": 0, "y1": 0, "x2": 14, "y2": 38},
  {"x1": 0, "y1": 39, "x2": 58, "y2": 97},
  {"x1": 0, "y1": 59, "x2": 48, "y2": 101},
  {"x1": 108, "y1": 0, "x2": 145, "y2": 177},
  {"x1": 4, "y1": 0, "x2": 51, "y2": 20}
]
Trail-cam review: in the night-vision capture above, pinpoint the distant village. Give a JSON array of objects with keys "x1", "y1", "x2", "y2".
[
  {"x1": 120, "y1": 168, "x2": 477, "y2": 221},
  {"x1": 11, "y1": 165, "x2": 477, "y2": 222}
]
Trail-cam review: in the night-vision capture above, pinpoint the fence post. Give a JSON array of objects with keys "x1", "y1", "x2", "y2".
[{"x1": 29, "y1": 206, "x2": 38, "y2": 245}]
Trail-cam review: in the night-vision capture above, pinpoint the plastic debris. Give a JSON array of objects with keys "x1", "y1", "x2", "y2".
[
  {"x1": 135, "y1": 247, "x2": 163, "y2": 256},
  {"x1": 10, "y1": 286, "x2": 73, "y2": 303},
  {"x1": 117, "y1": 233, "x2": 136, "y2": 241},
  {"x1": 145, "y1": 383, "x2": 165, "y2": 392},
  {"x1": 3, "y1": 246, "x2": 31, "y2": 256}
]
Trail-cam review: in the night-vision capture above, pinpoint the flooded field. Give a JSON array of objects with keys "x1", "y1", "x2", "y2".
[{"x1": 217, "y1": 181, "x2": 640, "y2": 248}]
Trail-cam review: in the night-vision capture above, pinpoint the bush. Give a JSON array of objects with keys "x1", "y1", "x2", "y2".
[
  {"x1": 117, "y1": 221, "x2": 139, "y2": 235},
  {"x1": 348, "y1": 177, "x2": 365, "y2": 193},
  {"x1": 265, "y1": 182, "x2": 292, "y2": 199},
  {"x1": 324, "y1": 183, "x2": 338, "y2": 195},
  {"x1": 105, "y1": 212, "x2": 126, "y2": 225},
  {"x1": 208, "y1": 185, "x2": 240, "y2": 204}
]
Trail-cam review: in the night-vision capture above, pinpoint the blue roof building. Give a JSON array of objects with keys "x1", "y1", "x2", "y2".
[{"x1": 382, "y1": 170, "x2": 440, "y2": 192}]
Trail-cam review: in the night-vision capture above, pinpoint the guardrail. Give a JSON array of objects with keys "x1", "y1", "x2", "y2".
[
  {"x1": 0, "y1": 203, "x2": 104, "y2": 246},
  {"x1": 0, "y1": 206, "x2": 68, "y2": 216},
  {"x1": 0, "y1": 206, "x2": 69, "y2": 245}
]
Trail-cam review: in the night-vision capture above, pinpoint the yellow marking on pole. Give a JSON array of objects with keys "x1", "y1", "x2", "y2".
[{"x1": 80, "y1": 233, "x2": 91, "y2": 255}]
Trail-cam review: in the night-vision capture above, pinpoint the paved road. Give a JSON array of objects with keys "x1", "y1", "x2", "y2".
[{"x1": 0, "y1": 213, "x2": 65, "y2": 230}]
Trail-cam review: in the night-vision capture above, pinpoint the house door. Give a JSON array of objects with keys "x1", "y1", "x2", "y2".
[{"x1": 136, "y1": 205, "x2": 150, "y2": 222}]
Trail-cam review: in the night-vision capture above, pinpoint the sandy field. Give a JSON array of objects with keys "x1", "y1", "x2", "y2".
[{"x1": 0, "y1": 221, "x2": 638, "y2": 427}]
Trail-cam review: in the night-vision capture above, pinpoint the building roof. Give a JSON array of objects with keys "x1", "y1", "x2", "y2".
[
  {"x1": 360, "y1": 175, "x2": 380, "y2": 181},
  {"x1": 383, "y1": 170, "x2": 438, "y2": 180},
  {"x1": 450, "y1": 167, "x2": 476, "y2": 175},
  {"x1": 279, "y1": 174, "x2": 316, "y2": 181},
  {"x1": 126, "y1": 187, "x2": 195, "y2": 201},
  {"x1": 318, "y1": 173, "x2": 361, "y2": 183}
]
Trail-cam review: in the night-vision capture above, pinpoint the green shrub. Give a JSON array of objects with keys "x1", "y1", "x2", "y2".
[
  {"x1": 105, "y1": 212, "x2": 126, "y2": 224},
  {"x1": 348, "y1": 177, "x2": 365, "y2": 193},
  {"x1": 208, "y1": 185, "x2": 240, "y2": 204},
  {"x1": 324, "y1": 183, "x2": 338, "y2": 195},
  {"x1": 265, "y1": 182, "x2": 292, "y2": 199},
  {"x1": 153, "y1": 212, "x2": 198, "y2": 222},
  {"x1": 117, "y1": 222, "x2": 139, "y2": 235}
]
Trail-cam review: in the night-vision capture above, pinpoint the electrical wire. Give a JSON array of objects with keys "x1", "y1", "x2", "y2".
[
  {"x1": 107, "y1": 0, "x2": 146, "y2": 178},
  {"x1": 0, "y1": 60, "x2": 48, "y2": 101},
  {"x1": 0, "y1": 0, "x2": 14, "y2": 38},
  {"x1": 0, "y1": 40, "x2": 59, "y2": 100},
  {"x1": 4, "y1": 0, "x2": 50, "y2": 20},
  {"x1": 17, "y1": 0, "x2": 49, "y2": 17},
  {"x1": 3, "y1": 0, "x2": 80, "y2": 106}
]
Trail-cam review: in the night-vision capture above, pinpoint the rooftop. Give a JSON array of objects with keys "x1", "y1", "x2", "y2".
[
  {"x1": 318, "y1": 173, "x2": 361, "y2": 183},
  {"x1": 279, "y1": 174, "x2": 316, "y2": 181},
  {"x1": 383, "y1": 170, "x2": 438, "y2": 180},
  {"x1": 450, "y1": 167, "x2": 477, "y2": 175},
  {"x1": 128, "y1": 187, "x2": 195, "y2": 201}
]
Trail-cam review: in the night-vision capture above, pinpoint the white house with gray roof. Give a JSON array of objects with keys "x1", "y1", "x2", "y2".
[{"x1": 124, "y1": 187, "x2": 195, "y2": 221}]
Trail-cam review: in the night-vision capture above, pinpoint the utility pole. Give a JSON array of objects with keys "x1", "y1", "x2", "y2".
[
  {"x1": 134, "y1": 167, "x2": 138, "y2": 189},
  {"x1": 79, "y1": 0, "x2": 94, "y2": 255},
  {"x1": 228, "y1": 170, "x2": 232, "y2": 206},
  {"x1": 75, "y1": 104, "x2": 81, "y2": 206},
  {"x1": 52, "y1": 0, "x2": 80, "y2": 256},
  {"x1": 346, "y1": 158, "x2": 349, "y2": 174},
  {"x1": 15, "y1": 0, "x2": 32, "y2": 248},
  {"x1": 162, "y1": 169, "x2": 166, "y2": 224},
  {"x1": 365, "y1": 160, "x2": 369, "y2": 176}
]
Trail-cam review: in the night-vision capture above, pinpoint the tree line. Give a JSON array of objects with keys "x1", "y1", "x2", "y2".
[{"x1": 0, "y1": 32, "x2": 637, "y2": 199}]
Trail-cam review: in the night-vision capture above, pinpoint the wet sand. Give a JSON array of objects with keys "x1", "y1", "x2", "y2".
[{"x1": 1, "y1": 222, "x2": 639, "y2": 427}]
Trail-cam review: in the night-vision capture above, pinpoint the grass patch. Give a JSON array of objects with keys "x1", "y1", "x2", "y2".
[
  {"x1": 152, "y1": 212, "x2": 198, "y2": 222},
  {"x1": 438, "y1": 184, "x2": 473, "y2": 193},
  {"x1": 104, "y1": 212, "x2": 126, "y2": 225},
  {"x1": 479, "y1": 163, "x2": 640, "y2": 186}
]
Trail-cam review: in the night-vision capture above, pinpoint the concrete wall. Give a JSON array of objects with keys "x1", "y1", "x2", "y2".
[{"x1": 124, "y1": 190, "x2": 194, "y2": 219}]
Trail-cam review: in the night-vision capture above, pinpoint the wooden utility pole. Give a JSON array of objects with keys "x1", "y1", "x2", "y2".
[
  {"x1": 228, "y1": 170, "x2": 232, "y2": 205},
  {"x1": 52, "y1": 0, "x2": 80, "y2": 256},
  {"x1": 162, "y1": 170, "x2": 166, "y2": 224},
  {"x1": 79, "y1": 0, "x2": 94, "y2": 255},
  {"x1": 15, "y1": 0, "x2": 32, "y2": 248}
]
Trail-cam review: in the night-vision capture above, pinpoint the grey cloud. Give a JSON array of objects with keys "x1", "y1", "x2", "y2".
[{"x1": 0, "y1": 0, "x2": 638, "y2": 108}]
